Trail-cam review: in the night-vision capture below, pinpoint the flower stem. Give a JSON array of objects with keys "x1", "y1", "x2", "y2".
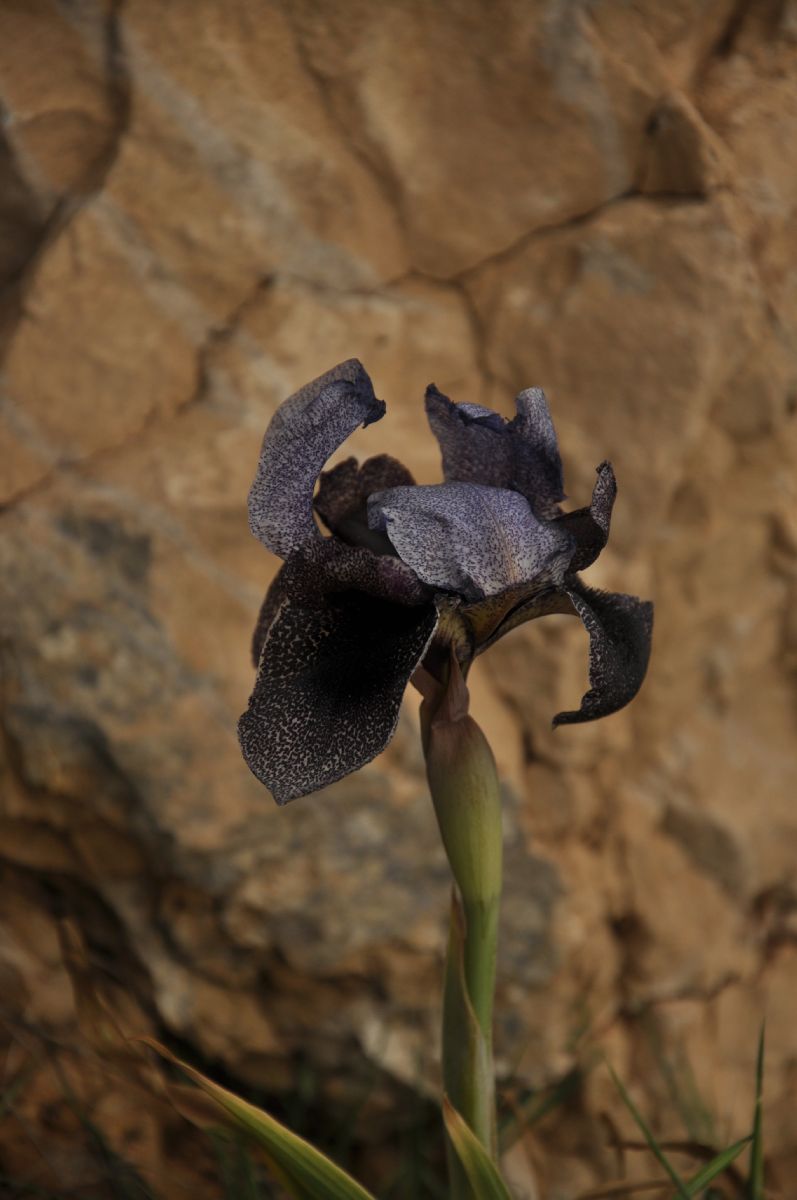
[
  {"x1": 442, "y1": 893, "x2": 499, "y2": 1155},
  {"x1": 419, "y1": 658, "x2": 503, "y2": 1189},
  {"x1": 460, "y1": 896, "x2": 500, "y2": 1057}
]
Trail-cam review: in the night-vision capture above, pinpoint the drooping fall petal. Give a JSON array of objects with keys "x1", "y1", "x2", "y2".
[
  {"x1": 239, "y1": 592, "x2": 438, "y2": 804},
  {"x1": 239, "y1": 538, "x2": 437, "y2": 802},
  {"x1": 248, "y1": 359, "x2": 385, "y2": 559},
  {"x1": 250, "y1": 535, "x2": 430, "y2": 667},
  {"x1": 250, "y1": 572, "x2": 285, "y2": 668},
  {"x1": 553, "y1": 583, "x2": 654, "y2": 726},
  {"x1": 368, "y1": 482, "x2": 574, "y2": 601}
]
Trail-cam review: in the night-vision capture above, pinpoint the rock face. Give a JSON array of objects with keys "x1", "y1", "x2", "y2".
[{"x1": 1, "y1": 2, "x2": 796, "y2": 1196}]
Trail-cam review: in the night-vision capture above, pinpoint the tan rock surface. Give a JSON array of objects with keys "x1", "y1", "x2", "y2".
[{"x1": 1, "y1": 2, "x2": 796, "y2": 1196}]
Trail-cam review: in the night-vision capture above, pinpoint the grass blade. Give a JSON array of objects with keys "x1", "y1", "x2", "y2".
[
  {"x1": 606, "y1": 1062, "x2": 689, "y2": 1200},
  {"x1": 142, "y1": 1038, "x2": 375, "y2": 1200},
  {"x1": 443, "y1": 1097, "x2": 514, "y2": 1200},
  {"x1": 749, "y1": 1024, "x2": 765, "y2": 1200},
  {"x1": 681, "y1": 1135, "x2": 751, "y2": 1196}
]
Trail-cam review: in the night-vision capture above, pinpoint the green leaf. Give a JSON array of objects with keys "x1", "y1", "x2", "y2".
[
  {"x1": 443, "y1": 1097, "x2": 514, "y2": 1200},
  {"x1": 749, "y1": 1024, "x2": 765, "y2": 1200},
  {"x1": 141, "y1": 1038, "x2": 376, "y2": 1200},
  {"x1": 606, "y1": 1061, "x2": 690, "y2": 1200},
  {"x1": 680, "y1": 1135, "x2": 751, "y2": 1197}
]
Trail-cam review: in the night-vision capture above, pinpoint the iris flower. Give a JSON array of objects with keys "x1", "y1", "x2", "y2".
[{"x1": 239, "y1": 360, "x2": 652, "y2": 804}]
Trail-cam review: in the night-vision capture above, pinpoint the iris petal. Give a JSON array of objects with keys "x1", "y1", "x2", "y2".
[
  {"x1": 368, "y1": 482, "x2": 574, "y2": 601},
  {"x1": 553, "y1": 583, "x2": 654, "y2": 726},
  {"x1": 250, "y1": 571, "x2": 286, "y2": 668},
  {"x1": 315, "y1": 454, "x2": 414, "y2": 553},
  {"x1": 248, "y1": 359, "x2": 385, "y2": 559},
  {"x1": 239, "y1": 583, "x2": 438, "y2": 804},
  {"x1": 555, "y1": 461, "x2": 617, "y2": 571},
  {"x1": 250, "y1": 535, "x2": 430, "y2": 667},
  {"x1": 511, "y1": 387, "x2": 566, "y2": 514},
  {"x1": 424, "y1": 385, "x2": 514, "y2": 489},
  {"x1": 424, "y1": 384, "x2": 566, "y2": 517}
]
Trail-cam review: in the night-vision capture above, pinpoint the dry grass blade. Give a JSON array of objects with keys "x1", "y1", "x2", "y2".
[
  {"x1": 140, "y1": 1036, "x2": 376, "y2": 1200},
  {"x1": 606, "y1": 1062, "x2": 690, "y2": 1200}
]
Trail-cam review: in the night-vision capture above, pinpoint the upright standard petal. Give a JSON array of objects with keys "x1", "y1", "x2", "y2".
[
  {"x1": 510, "y1": 387, "x2": 566, "y2": 517},
  {"x1": 425, "y1": 384, "x2": 566, "y2": 518},
  {"x1": 424, "y1": 385, "x2": 514, "y2": 489},
  {"x1": 238, "y1": 549, "x2": 438, "y2": 803},
  {"x1": 555, "y1": 461, "x2": 617, "y2": 571},
  {"x1": 368, "y1": 483, "x2": 574, "y2": 601},
  {"x1": 247, "y1": 359, "x2": 385, "y2": 559},
  {"x1": 553, "y1": 584, "x2": 653, "y2": 726}
]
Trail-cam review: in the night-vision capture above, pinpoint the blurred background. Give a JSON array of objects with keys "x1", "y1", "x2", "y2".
[{"x1": 1, "y1": 1, "x2": 796, "y2": 1197}]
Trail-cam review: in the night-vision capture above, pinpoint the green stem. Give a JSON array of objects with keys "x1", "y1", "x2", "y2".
[
  {"x1": 441, "y1": 894, "x2": 499, "y2": 1156},
  {"x1": 461, "y1": 897, "x2": 499, "y2": 1054},
  {"x1": 441, "y1": 898, "x2": 492, "y2": 1200},
  {"x1": 420, "y1": 662, "x2": 503, "y2": 1191}
]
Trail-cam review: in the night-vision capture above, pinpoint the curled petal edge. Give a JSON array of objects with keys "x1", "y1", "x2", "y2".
[
  {"x1": 555, "y1": 462, "x2": 617, "y2": 572},
  {"x1": 248, "y1": 359, "x2": 385, "y2": 560},
  {"x1": 553, "y1": 583, "x2": 653, "y2": 727}
]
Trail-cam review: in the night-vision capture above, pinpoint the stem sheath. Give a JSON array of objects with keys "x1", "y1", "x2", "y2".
[{"x1": 420, "y1": 659, "x2": 503, "y2": 1188}]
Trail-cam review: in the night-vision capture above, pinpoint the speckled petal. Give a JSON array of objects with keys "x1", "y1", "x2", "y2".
[
  {"x1": 250, "y1": 534, "x2": 430, "y2": 667},
  {"x1": 510, "y1": 387, "x2": 566, "y2": 516},
  {"x1": 248, "y1": 360, "x2": 385, "y2": 559},
  {"x1": 250, "y1": 570, "x2": 286, "y2": 667},
  {"x1": 425, "y1": 385, "x2": 514, "y2": 488},
  {"x1": 425, "y1": 384, "x2": 566, "y2": 517},
  {"x1": 368, "y1": 482, "x2": 574, "y2": 601},
  {"x1": 239, "y1": 583, "x2": 438, "y2": 805},
  {"x1": 555, "y1": 462, "x2": 617, "y2": 571},
  {"x1": 315, "y1": 453, "x2": 414, "y2": 553},
  {"x1": 553, "y1": 583, "x2": 653, "y2": 726}
]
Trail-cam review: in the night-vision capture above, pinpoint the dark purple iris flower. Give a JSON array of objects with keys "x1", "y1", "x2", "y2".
[{"x1": 238, "y1": 359, "x2": 653, "y2": 804}]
